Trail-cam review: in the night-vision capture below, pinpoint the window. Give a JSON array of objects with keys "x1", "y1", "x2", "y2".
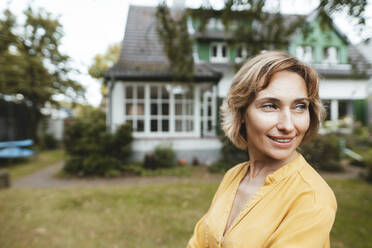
[
  {"x1": 174, "y1": 87, "x2": 194, "y2": 132},
  {"x1": 150, "y1": 85, "x2": 170, "y2": 132},
  {"x1": 210, "y1": 42, "x2": 229, "y2": 63},
  {"x1": 202, "y1": 90, "x2": 216, "y2": 136},
  {"x1": 124, "y1": 84, "x2": 196, "y2": 135},
  {"x1": 296, "y1": 46, "x2": 312, "y2": 63},
  {"x1": 323, "y1": 47, "x2": 338, "y2": 64},
  {"x1": 124, "y1": 85, "x2": 145, "y2": 132},
  {"x1": 235, "y1": 44, "x2": 248, "y2": 63},
  {"x1": 206, "y1": 18, "x2": 224, "y2": 30}
]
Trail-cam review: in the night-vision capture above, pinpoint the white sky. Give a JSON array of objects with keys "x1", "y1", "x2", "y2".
[{"x1": 2, "y1": 0, "x2": 372, "y2": 106}]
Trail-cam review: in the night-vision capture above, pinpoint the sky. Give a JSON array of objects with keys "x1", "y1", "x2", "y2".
[{"x1": 1, "y1": 0, "x2": 372, "y2": 106}]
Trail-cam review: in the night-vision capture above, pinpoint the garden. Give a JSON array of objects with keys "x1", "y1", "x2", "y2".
[{"x1": 1, "y1": 108, "x2": 372, "y2": 247}]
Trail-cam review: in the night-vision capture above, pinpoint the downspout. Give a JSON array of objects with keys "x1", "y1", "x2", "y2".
[{"x1": 107, "y1": 72, "x2": 115, "y2": 133}]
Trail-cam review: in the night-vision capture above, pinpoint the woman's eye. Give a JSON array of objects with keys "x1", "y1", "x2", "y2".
[
  {"x1": 295, "y1": 103, "x2": 308, "y2": 111},
  {"x1": 261, "y1": 103, "x2": 277, "y2": 110}
]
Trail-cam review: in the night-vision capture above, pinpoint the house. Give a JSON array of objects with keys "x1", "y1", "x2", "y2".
[{"x1": 105, "y1": 5, "x2": 371, "y2": 163}]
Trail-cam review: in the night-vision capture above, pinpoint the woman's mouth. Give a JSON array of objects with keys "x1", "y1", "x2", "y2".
[{"x1": 268, "y1": 136, "x2": 295, "y2": 147}]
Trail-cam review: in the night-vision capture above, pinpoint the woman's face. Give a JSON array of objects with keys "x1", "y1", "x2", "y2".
[{"x1": 244, "y1": 70, "x2": 310, "y2": 163}]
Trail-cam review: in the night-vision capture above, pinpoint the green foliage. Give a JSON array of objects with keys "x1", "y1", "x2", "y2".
[
  {"x1": 300, "y1": 133, "x2": 344, "y2": 172},
  {"x1": 361, "y1": 149, "x2": 372, "y2": 183},
  {"x1": 156, "y1": 2, "x2": 194, "y2": 81},
  {"x1": 88, "y1": 43, "x2": 120, "y2": 79},
  {"x1": 0, "y1": 7, "x2": 84, "y2": 141},
  {"x1": 63, "y1": 108, "x2": 133, "y2": 177},
  {"x1": 153, "y1": 145, "x2": 177, "y2": 169},
  {"x1": 39, "y1": 133, "x2": 58, "y2": 150},
  {"x1": 208, "y1": 135, "x2": 249, "y2": 173}
]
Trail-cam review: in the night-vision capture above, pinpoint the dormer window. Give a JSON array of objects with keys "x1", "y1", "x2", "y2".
[
  {"x1": 235, "y1": 44, "x2": 248, "y2": 63},
  {"x1": 296, "y1": 46, "x2": 312, "y2": 63},
  {"x1": 323, "y1": 47, "x2": 338, "y2": 64},
  {"x1": 207, "y1": 18, "x2": 224, "y2": 30},
  {"x1": 210, "y1": 42, "x2": 229, "y2": 63}
]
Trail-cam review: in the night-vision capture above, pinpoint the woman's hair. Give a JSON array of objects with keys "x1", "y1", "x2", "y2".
[{"x1": 221, "y1": 50, "x2": 326, "y2": 150}]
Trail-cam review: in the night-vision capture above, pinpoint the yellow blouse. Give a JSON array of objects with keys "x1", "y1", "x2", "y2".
[{"x1": 187, "y1": 154, "x2": 337, "y2": 248}]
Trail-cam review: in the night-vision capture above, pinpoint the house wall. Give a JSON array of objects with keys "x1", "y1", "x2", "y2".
[
  {"x1": 109, "y1": 80, "x2": 221, "y2": 163},
  {"x1": 289, "y1": 17, "x2": 348, "y2": 64},
  {"x1": 131, "y1": 137, "x2": 222, "y2": 164}
]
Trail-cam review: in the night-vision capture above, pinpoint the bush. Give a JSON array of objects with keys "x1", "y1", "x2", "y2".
[
  {"x1": 208, "y1": 135, "x2": 249, "y2": 173},
  {"x1": 360, "y1": 149, "x2": 372, "y2": 183},
  {"x1": 63, "y1": 108, "x2": 133, "y2": 177},
  {"x1": 39, "y1": 133, "x2": 58, "y2": 150},
  {"x1": 299, "y1": 133, "x2": 343, "y2": 172},
  {"x1": 153, "y1": 145, "x2": 176, "y2": 169}
]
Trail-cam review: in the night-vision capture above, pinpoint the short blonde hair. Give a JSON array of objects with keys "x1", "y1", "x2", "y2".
[{"x1": 221, "y1": 51, "x2": 326, "y2": 150}]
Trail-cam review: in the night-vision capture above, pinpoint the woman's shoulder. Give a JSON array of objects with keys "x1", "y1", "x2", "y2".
[
  {"x1": 295, "y1": 156, "x2": 337, "y2": 211},
  {"x1": 219, "y1": 161, "x2": 249, "y2": 185}
]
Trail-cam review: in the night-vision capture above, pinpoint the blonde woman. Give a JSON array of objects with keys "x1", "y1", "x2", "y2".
[{"x1": 187, "y1": 51, "x2": 337, "y2": 248}]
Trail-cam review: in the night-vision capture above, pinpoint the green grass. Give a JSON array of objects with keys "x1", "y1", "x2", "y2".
[
  {"x1": 0, "y1": 178, "x2": 371, "y2": 247},
  {"x1": 0, "y1": 150, "x2": 64, "y2": 179}
]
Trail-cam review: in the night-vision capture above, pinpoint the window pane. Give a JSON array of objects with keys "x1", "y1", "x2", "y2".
[
  {"x1": 207, "y1": 105, "x2": 212, "y2": 116},
  {"x1": 137, "y1": 86, "x2": 144, "y2": 99},
  {"x1": 186, "y1": 103, "x2": 193, "y2": 115},
  {"x1": 126, "y1": 86, "x2": 133, "y2": 99},
  {"x1": 161, "y1": 86, "x2": 169, "y2": 99},
  {"x1": 151, "y1": 119, "x2": 158, "y2": 132},
  {"x1": 212, "y1": 45, "x2": 217, "y2": 57},
  {"x1": 137, "y1": 119, "x2": 144, "y2": 132},
  {"x1": 207, "y1": 120, "x2": 212, "y2": 131},
  {"x1": 151, "y1": 103, "x2": 158, "y2": 115},
  {"x1": 150, "y1": 86, "x2": 158, "y2": 99},
  {"x1": 126, "y1": 103, "x2": 133, "y2": 115},
  {"x1": 162, "y1": 119, "x2": 169, "y2": 132},
  {"x1": 175, "y1": 120, "x2": 183, "y2": 132},
  {"x1": 175, "y1": 103, "x2": 182, "y2": 115},
  {"x1": 186, "y1": 120, "x2": 194, "y2": 132},
  {"x1": 162, "y1": 103, "x2": 169, "y2": 115},
  {"x1": 137, "y1": 104, "x2": 144, "y2": 116},
  {"x1": 175, "y1": 93, "x2": 183, "y2": 100},
  {"x1": 222, "y1": 45, "x2": 227, "y2": 57}
]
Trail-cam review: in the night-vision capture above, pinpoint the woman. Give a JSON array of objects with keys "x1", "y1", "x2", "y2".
[{"x1": 187, "y1": 51, "x2": 337, "y2": 248}]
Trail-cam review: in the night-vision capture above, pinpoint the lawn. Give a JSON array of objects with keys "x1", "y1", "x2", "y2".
[
  {"x1": 0, "y1": 178, "x2": 371, "y2": 247},
  {"x1": 0, "y1": 150, "x2": 64, "y2": 179}
]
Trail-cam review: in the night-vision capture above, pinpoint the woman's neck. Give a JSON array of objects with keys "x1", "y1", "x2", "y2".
[{"x1": 247, "y1": 150, "x2": 299, "y2": 180}]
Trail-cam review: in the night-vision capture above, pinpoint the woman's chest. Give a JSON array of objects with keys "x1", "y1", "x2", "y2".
[{"x1": 205, "y1": 185, "x2": 288, "y2": 248}]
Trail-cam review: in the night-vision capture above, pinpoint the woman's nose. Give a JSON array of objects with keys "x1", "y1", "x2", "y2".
[{"x1": 277, "y1": 109, "x2": 295, "y2": 133}]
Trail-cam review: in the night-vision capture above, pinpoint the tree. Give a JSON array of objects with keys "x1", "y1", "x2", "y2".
[
  {"x1": 156, "y1": 0, "x2": 369, "y2": 77},
  {"x1": 88, "y1": 42, "x2": 120, "y2": 107},
  {"x1": 0, "y1": 7, "x2": 84, "y2": 141}
]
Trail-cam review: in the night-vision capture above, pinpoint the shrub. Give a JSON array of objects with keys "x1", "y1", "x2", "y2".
[
  {"x1": 361, "y1": 149, "x2": 372, "y2": 183},
  {"x1": 153, "y1": 145, "x2": 176, "y2": 169},
  {"x1": 63, "y1": 108, "x2": 133, "y2": 177},
  {"x1": 299, "y1": 133, "x2": 343, "y2": 172},
  {"x1": 208, "y1": 135, "x2": 249, "y2": 173},
  {"x1": 39, "y1": 133, "x2": 58, "y2": 150}
]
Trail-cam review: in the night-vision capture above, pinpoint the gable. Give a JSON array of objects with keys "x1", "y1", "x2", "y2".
[{"x1": 290, "y1": 15, "x2": 349, "y2": 64}]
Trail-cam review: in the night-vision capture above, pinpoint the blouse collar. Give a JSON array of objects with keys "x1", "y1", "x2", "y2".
[{"x1": 263, "y1": 154, "x2": 305, "y2": 185}]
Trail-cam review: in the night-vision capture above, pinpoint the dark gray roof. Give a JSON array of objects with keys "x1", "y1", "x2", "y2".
[{"x1": 104, "y1": 5, "x2": 221, "y2": 82}]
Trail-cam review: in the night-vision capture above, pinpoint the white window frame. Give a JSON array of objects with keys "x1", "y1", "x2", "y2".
[
  {"x1": 202, "y1": 86, "x2": 217, "y2": 136},
  {"x1": 296, "y1": 45, "x2": 313, "y2": 63},
  {"x1": 123, "y1": 83, "x2": 203, "y2": 138},
  {"x1": 210, "y1": 42, "x2": 229, "y2": 63},
  {"x1": 235, "y1": 44, "x2": 248, "y2": 63},
  {"x1": 323, "y1": 46, "x2": 338, "y2": 64}
]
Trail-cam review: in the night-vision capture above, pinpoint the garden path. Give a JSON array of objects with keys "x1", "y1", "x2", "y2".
[
  {"x1": 12, "y1": 162, "x2": 223, "y2": 188},
  {"x1": 11, "y1": 161, "x2": 365, "y2": 188}
]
